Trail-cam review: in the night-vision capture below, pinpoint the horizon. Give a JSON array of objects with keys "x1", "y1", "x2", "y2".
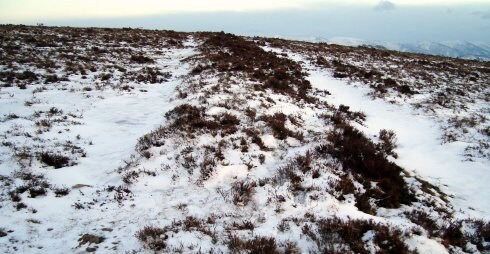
[{"x1": 1, "y1": 0, "x2": 489, "y2": 44}]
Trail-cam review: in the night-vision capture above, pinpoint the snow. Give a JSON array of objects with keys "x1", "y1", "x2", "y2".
[
  {"x1": 1, "y1": 28, "x2": 488, "y2": 253},
  {"x1": 362, "y1": 230, "x2": 377, "y2": 253},
  {"x1": 327, "y1": 36, "x2": 368, "y2": 47},
  {"x1": 262, "y1": 134, "x2": 278, "y2": 149},
  {"x1": 307, "y1": 71, "x2": 490, "y2": 220},
  {"x1": 47, "y1": 86, "x2": 176, "y2": 186},
  {"x1": 206, "y1": 164, "x2": 249, "y2": 188},
  {"x1": 405, "y1": 235, "x2": 449, "y2": 254},
  {"x1": 323, "y1": 37, "x2": 490, "y2": 60},
  {"x1": 0, "y1": 40, "x2": 198, "y2": 253}
]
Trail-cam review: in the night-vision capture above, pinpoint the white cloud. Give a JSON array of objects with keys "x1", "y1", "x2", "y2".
[
  {"x1": 472, "y1": 11, "x2": 490, "y2": 20},
  {"x1": 384, "y1": 0, "x2": 487, "y2": 5},
  {"x1": 374, "y1": 0, "x2": 396, "y2": 11},
  {"x1": 0, "y1": 0, "x2": 301, "y2": 21},
  {"x1": 0, "y1": 0, "x2": 489, "y2": 22}
]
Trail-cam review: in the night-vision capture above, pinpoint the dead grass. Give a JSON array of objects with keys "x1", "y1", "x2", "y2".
[
  {"x1": 319, "y1": 124, "x2": 414, "y2": 211},
  {"x1": 196, "y1": 32, "x2": 314, "y2": 103},
  {"x1": 303, "y1": 217, "x2": 410, "y2": 254}
]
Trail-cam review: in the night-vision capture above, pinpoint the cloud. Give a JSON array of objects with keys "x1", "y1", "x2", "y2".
[
  {"x1": 0, "y1": 0, "x2": 302, "y2": 21},
  {"x1": 374, "y1": 0, "x2": 396, "y2": 11},
  {"x1": 472, "y1": 11, "x2": 490, "y2": 20}
]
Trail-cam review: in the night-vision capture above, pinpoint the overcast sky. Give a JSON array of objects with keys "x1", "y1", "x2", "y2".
[{"x1": 1, "y1": 0, "x2": 489, "y2": 43}]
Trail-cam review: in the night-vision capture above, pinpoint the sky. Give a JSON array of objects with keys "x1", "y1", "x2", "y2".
[{"x1": 0, "y1": 0, "x2": 489, "y2": 43}]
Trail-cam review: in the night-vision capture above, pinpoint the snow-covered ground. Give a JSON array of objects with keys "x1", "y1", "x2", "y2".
[
  {"x1": 262, "y1": 44, "x2": 489, "y2": 219},
  {"x1": 0, "y1": 39, "x2": 198, "y2": 253},
  {"x1": 0, "y1": 26, "x2": 488, "y2": 253},
  {"x1": 308, "y1": 71, "x2": 490, "y2": 220}
]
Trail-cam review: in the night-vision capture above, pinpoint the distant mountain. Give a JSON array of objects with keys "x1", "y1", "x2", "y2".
[
  {"x1": 315, "y1": 37, "x2": 490, "y2": 61},
  {"x1": 399, "y1": 41, "x2": 490, "y2": 60}
]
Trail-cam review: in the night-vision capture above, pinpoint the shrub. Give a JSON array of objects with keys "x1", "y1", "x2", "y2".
[
  {"x1": 49, "y1": 107, "x2": 62, "y2": 115},
  {"x1": 233, "y1": 220, "x2": 255, "y2": 230},
  {"x1": 14, "y1": 170, "x2": 45, "y2": 182},
  {"x1": 258, "y1": 154, "x2": 266, "y2": 164},
  {"x1": 16, "y1": 70, "x2": 37, "y2": 81},
  {"x1": 378, "y1": 129, "x2": 398, "y2": 158},
  {"x1": 44, "y1": 74, "x2": 58, "y2": 84},
  {"x1": 441, "y1": 221, "x2": 465, "y2": 248},
  {"x1": 4, "y1": 113, "x2": 19, "y2": 120},
  {"x1": 275, "y1": 157, "x2": 305, "y2": 191},
  {"x1": 373, "y1": 225, "x2": 410, "y2": 254},
  {"x1": 227, "y1": 235, "x2": 278, "y2": 254},
  {"x1": 320, "y1": 124, "x2": 413, "y2": 209},
  {"x1": 141, "y1": 150, "x2": 151, "y2": 159},
  {"x1": 99, "y1": 73, "x2": 112, "y2": 81},
  {"x1": 125, "y1": 67, "x2": 171, "y2": 83},
  {"x1": 16, "y1": 202, "x2": 27, "y2": 210},
  {"x1": 78, "y1": 234, "x2": 105, "y2": 247},
  {"x1": 335, "y1": 174, "x2": 355, "y2": 196},
  {"x1": 232, "y1": 180, "x2": 256, "y2": 206},
  {"x1": 53, "y1": 186, "x2": 70, "y2": 197},
  {"x1": 465, "y1": 219, "x2": 490, "y2": 251},
  {"x1": 9, "y1": 191, "x2": 21, "y2": 202},
  {"x1": 182, "y1": 216, "x2": 203, "y2": 231},
  {"x1": 274, "y1": 152, "x2": 316, "y2": 192},
  {"x1": 136, "y1": 126, "x2": 169, "y2": 152},
  {"x1": 164, "y1": 104, "x2": 240, "y2": 136},
  {"x1": 405, "y1": 214, "x2": 489, "y2": 252},
  {"x1": 244, "y1": 128, "x2": 267, "y2": 150},
  {"x1": 0, "y1": 229, "x2": 7, "y2": 237},
  {"x1": 38, "y1": 152, "x2": 70, "y2": 169},
  {"x1": 35, "y1": 119, "x2": 51, "y2": 128},
  {"x1": 122, "y1": 171, "x2": 139, "y2": 184},
  {"x1": 130, "y1": 54, "x2": 154, "y2": 64},
  {"x1": 28, "y1": 186, "x2": 47, "y2": 198},
  {"x1": 262, "y1": 113, "x2": 289, "y2": 140},
  {"x1": 295, "y1": 150, "x2": 312, "y2": 174},
  {"x1": 136, "y1": 226, "x2": 167, "y2": 251},
  {"x1": 405, "y1": 210, "x2": 438, "y2": 236},
  {"x1": 165, "y1": 104, "x2": 205, "y2": 129},
  {"x1": 328, "y1": 104, "x2": 366, "y2": 125},
  {"x1": 260, "y1": 113, "x2": 303, "y2": 141},
  {"x1": 200, "y1": 156, "x2": 216, "y2": 180},
  {"x1": 333, "y1": 72, "x2": 348, "y2": 78},
  {"x1": 219, "y1": 113, "x2": 240, "y2": 134},
  {"x1": 305, "y1": 218, "x2": 410, "y2": 254}
]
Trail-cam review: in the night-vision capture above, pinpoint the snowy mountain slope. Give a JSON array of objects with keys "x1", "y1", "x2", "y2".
[
  {"x1": 269, "y1": 38, "x2": 490, "y2": 161},
  {"x1": 321, "y1": 37, "x2": 490, "y2": 61},
  {"x1": 0, "y1": 25, "x2": 489, "y2": 253},
  {"x1": 399, "y1": 41, "x2": 490, "y2": 61},
  {"x1": 262, "y1": 42, "x2": 490, "y2": 219}
]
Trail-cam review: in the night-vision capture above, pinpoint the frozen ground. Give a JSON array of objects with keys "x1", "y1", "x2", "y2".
[
  {"x1": 262, "y1": 44, "x2": 490, "y2": 220},
  {"x1": 308, "y1": 71, "x2": 490, "y2": 220},
  {"x1": 0, "y1": 40, "x2": 198, "y2": 253},
  {"x1": 0, "y1": 26, "x2": 488, "y2": 253}
]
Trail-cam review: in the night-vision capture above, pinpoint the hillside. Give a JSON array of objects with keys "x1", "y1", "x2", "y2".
[
  {"x1": 318, "y1": 37, "x2": 490, "y2": 61},
  {"x1": 0, "y1": 25, "x2": 489, "y2": 253}
]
